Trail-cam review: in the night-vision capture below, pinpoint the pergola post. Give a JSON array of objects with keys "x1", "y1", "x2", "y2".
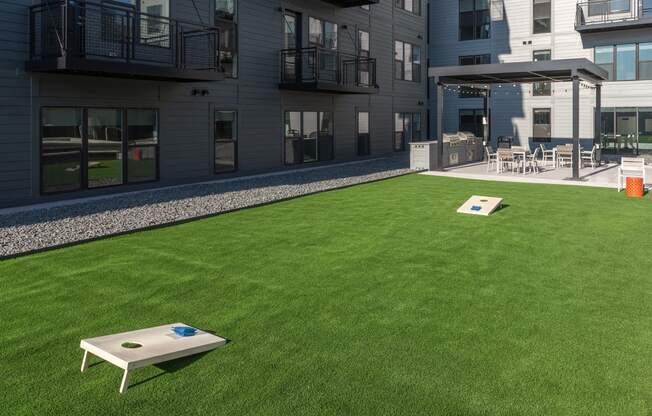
[
  {"x1": 594, "y1": 84, "x2": 602, "y2": 148},
  {"x1": 435, "y1": 78, "x2": 444, "y2": 171},
  {"x1": 483, "y1": 88, "x2": 491, "y2": 147},
  {"x1": 572, "y1": 75, "x2": 580, "y2": 180}
]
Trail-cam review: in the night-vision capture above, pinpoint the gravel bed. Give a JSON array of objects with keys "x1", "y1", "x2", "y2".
[{"x1": 0, "y1": 157, "x2": 412, "y2": 258}]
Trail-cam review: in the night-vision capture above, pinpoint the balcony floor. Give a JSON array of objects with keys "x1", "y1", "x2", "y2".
[{"x1": 27, "y1": 56, "x2": 224, "y2": 82}]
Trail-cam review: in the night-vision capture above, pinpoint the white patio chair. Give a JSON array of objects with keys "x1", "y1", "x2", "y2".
[
  {"x1": 618, "y1": 157, "x2": 646, "y2": 192},
  {"x1": 581, "y1": 144, "x2": 598, "y2": 169},
  {"x1": 485, "y1": 145, "x2": 498, "y2": 172},
  {"x1": 525, "y1": 147, "x2": 541, "y2": 174},
  {"x1": 539, "y1": 144, "x2": 555, "y2": 167}
]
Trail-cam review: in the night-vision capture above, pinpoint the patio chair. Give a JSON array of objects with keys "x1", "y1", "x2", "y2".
[
  {"x1": 485, "y1": 145, "x2": 498, "y2": 172},
  {"x1": 539, "y1": 144, "x2": 555, "y2": 167},
  {"x1": 525, "y1": 147, "x2": 541, "y2": 174},
  {"x1": 581, "y1": 144, "x2": 598, "y2": 169},
  {"x1": 496, "y1": 148, "x2": 515, "y2": 173},
  {"x1": 618, "y1": 157, "x2": 646, "y2": 192},
  {"x1": 556, "y1": 145, "x2": 573, "y2": 168}
]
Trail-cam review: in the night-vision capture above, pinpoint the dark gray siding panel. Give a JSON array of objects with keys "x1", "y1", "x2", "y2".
[{"x1": 0, "y1": 0, "x2": 427, "y2": 208}]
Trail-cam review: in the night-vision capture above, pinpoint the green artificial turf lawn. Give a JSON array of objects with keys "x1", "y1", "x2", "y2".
[{"x1": 1, "y1": 175, "x2": 651, "y2": 416}]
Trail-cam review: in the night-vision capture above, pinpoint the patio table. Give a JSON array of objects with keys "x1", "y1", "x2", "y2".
[{"x1": 80, "y1": 323, "x2": 227, "y2": 393}]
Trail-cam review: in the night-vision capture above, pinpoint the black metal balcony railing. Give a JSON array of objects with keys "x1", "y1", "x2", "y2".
[
  {"x1": 28, "y1": 0, "x2": 223, "y2": 82},
  {"x1": 280, "y1": 48, "x2": 378, "y2": 94},
  {"x1": 576, "y1": 0, "x2": 652, "y2": 32}
]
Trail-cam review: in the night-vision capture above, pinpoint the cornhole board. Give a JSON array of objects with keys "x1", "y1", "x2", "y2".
[
  {"x1": 80, "y1": 323, "x2": 226, "y2": 393},
  {"x1": 457, "y1": 195, "x2": 503, "y2": 216}
]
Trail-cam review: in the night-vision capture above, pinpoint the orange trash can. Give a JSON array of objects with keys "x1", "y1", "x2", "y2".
[{"x1": 626, "y1": 177, "x2": 644, "y2": 198}]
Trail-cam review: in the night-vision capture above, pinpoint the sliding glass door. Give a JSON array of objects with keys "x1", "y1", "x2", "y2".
[
  {"x1": 284, "y1": 111, "x2": 334, "y2": 165},
  {"x1": 40, "y1": 107, "x2": 159, "y2": 194}
]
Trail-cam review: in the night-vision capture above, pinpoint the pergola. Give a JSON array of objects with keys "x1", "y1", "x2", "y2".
[{"x1": 428, "y1": 59, "x2": 609, "y2": 180}]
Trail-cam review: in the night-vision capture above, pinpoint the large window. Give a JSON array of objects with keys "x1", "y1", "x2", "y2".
[
  {"x1": 359, "y1": 30, "x2": 371, "y2": 85},
  {"x1": 588, "y1": 0, "x2": 630, "y2": 16},
  {"x1": 357, "y1": 112, "x2": 370, "y2": 156},
  {"x1": 601, "y1": 107, "x2": 652, "y2": 154},
  {"x1": 41, "y1": 108, "x2": 83, "y2": 194},
  {"x1": 458, "y1": 54, "x2": 490, "y2": 98},
  {"x1": 102, "y1": 0, "x2": 170, "y2": 47},
  {"x1": 533, "y1": 0, "x2": 551, "y2": 34},
  {"x1": 459, "y1": 0, "x2": 490, "y2": 41},
  {"x1": 216, "y1": 0, "x2": 237, "y2": 78},
  {"x1": 127, "y1": 109, "x2": 158, "y2": 183},
  {"x1": 395, "y1": 0, "x2": 421, "y2": 15},
  {"x1": 40, "y1": 107, "x2": 159, "y2": 194},
  {"x1": 87, "y1": 109, "x2": 123, "y2": 188},
  {"x1": 533, "y1": 108, "x2": 551, "y2": 141},
  {"x1": 284, "y1": 111, "x2": 334, "y2": 165},
  {"x1": 595, "y1": 45, "x2": 614, "y2": 81},
  {"x1": 394, "y1": 112, "x2": 422, "y2": 151},
  {"x1": 459, "y1": 109, "x2": 484, "y2": 138},
  {"x1": 309, "y1": 17, "x2": 337, "y2": 49},
  {"x1": 533, "y1": 49, "x2": 552, "y2": 96},
  {"x1": 394, "y1": 40, "x2": 421, "y2": 82},
  {"x1": 616, "y1": 44, "x2": 636, "y2": 81},
  {"x1": 459, "y1": 54, "x2": 490, "y2": 66},
  {"x1": 215, "y1": 111, "x2": 237, "y2": 174},
  {"x1": 594, "y1": 43, "x2": 652, "y2": 81},
  {"x1": 639, "y1": 43, "x2": 652, "y2": 80}
]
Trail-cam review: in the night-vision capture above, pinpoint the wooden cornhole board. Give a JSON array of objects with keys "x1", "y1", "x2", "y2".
[
  {"x1": 80, "y1": 323, "x2": 226, "y2": 393},
  {"x1": 457, "y1": 195, "x2": 503, "y2": 216}
]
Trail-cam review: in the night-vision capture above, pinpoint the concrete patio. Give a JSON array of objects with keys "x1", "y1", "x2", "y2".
[{"x1": 421, "y1": 161, "x2": 652, "y2": 189}]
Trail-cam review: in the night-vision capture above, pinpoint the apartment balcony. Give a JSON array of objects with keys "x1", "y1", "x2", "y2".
[
  {"x1": 576, "y1": 0, "x2": 652, "y2": 33},
  {"x1": 27, "y1": 0, "x2": 223, "y2": 82},
  {"x1": 279, "y1": 48, "x2": 379, "y2": 94},
  {"x1": 321, "y1": 0, "x2": 379, "y2": 7}
]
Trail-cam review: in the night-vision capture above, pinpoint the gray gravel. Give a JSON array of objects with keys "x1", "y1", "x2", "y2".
[{"x1": 0, "y1": 156, "x2": 411, "y2": 258}]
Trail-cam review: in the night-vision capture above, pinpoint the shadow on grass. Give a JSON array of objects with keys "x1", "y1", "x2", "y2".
[{"x1": 129, "y1": 336, "x2": 231, "y2": 390}]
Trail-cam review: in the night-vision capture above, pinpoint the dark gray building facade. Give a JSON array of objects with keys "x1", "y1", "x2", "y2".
[{"x1": 0, "y1": 0, "x2": 428, "y2": 207}]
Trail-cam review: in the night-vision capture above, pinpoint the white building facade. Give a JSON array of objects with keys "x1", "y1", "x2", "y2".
[{"x1": 429, "y1": 0, "x2": 652, "y2": 156}]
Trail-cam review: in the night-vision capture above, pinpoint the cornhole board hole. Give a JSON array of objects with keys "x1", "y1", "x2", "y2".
[
  {"x1": 80, "y1": 323, "x2": 226, "y2": 393},
  {"x1": 457, "y1": 195, "x2": 503, "y2": 216}
]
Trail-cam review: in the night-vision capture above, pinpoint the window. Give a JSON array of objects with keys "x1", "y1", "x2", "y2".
[
  {"x1": 459, "y1": 54, "x2": 490, "y2": 66},
  {"x1": 459, "y1": 0, "x2": 490, "y2": 41},
  {"x1": 394, "y1": 112, "x2": 422, "y2": 151},
  {"x1": 214, "y1": 111, "x2": 237, "y2": 174},
  {"x1": 41, "y1": 108, "x2": 83, "y2": 194},
  {"x1": 357, "y1": 112, "x2": 370, "y2": 156},
  {"x1": 533, "y1": 108, "x2": 551, "y2": 141},
  {"x1": 616, "y1": 44, "x2": 636, "y2": 81},
  {"x1": 40, "y1": 107, "x2": 159, "y2": 195},
  {"x1": 533, "y1": 0, "x2": 551, "y2": 34},
  {"x1": 394, "y1": 40, "x2": 421, "y2": 82},
  {"x1": 284, "y1": 111, "x2": 334, "y2": 165},
  {"x1": 395, "y1": 0, "x2": 421, "y2": 15},
  {"x1": 309, "y1": 17, "x2": 337, "y2": 49},
  {"x1": 595, "y1": 45, "x2": 614, "y2": 80},
  {"x1": 359, "y1": 30, "x2": 371, "y2": 86},
  {"x1": 140, "y1": 0, "x2": 169, "y2": 47},
  {"x1": 87, "y1": 108, "x2": 123, "y2": 188},
  {"x1": 216, "y1": 0, "x2": 237, "y2": 78},
  {"x1": 458, "y1": 55, "x2": 490, "y2": 97},
  {"x1": 459, "y1": 109, "x2": 484, "y2": 138},
  {"x1": 127, "y1": 109, "x2": 158, "y2": 183},
  {"x1": 533, "y1": 49, "x2": 551, "y2": 96},
  {"x1": 588, "y1": 0, "x2": 630, "y2": 16},
  {"x1": 639, "y1": 43, "x2": 652, "y2": 80}
]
